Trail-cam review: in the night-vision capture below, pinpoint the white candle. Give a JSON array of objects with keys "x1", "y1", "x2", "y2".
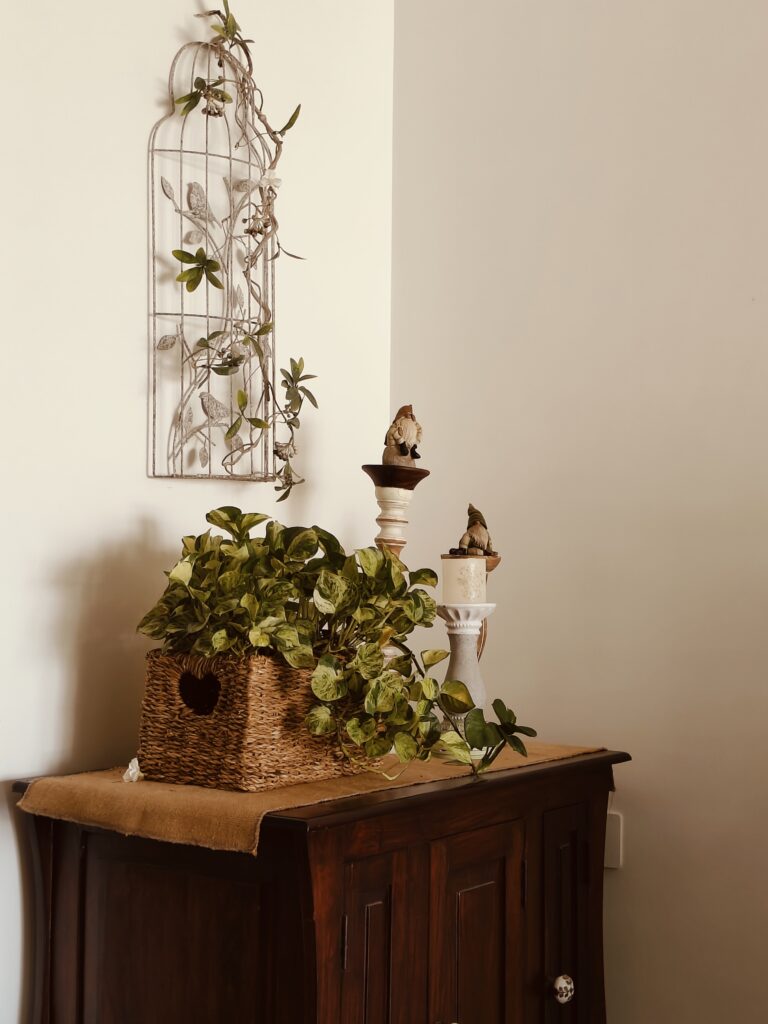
[{"x1": 441, "y1": 555, "x2": 487, "y2": 604}]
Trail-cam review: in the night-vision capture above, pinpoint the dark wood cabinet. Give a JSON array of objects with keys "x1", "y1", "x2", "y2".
[{"x1": 17, "y1": 749, "x2": 629, "y2": 1024}]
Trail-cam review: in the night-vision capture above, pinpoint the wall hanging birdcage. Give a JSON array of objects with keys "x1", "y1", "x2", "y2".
[{"x1": 148, "y1": 5, "x2": 313, "y2": 497}]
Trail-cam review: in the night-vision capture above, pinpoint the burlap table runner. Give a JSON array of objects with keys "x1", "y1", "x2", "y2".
[{"x1": 17, "y1": 741, "x2": 601, "y2": 855}]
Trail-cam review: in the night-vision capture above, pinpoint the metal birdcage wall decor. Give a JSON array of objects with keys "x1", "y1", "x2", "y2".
[{"x1": 148, "y1": 4, "x2": 315, "y2": 498}]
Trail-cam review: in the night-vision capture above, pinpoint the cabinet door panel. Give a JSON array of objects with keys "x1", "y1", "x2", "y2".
[
  {"x1": 543, "y1": 804, "x2": 589, "y2": 1024},
  {"x1": 339, "y1": 846, "x2": 429, "y2": 1024},
  {"x1": 430, "y1": 821, "x2": 525, "y2": 1024},
  {"x1": 341, "y1": 853, "x2": 393, "y2": 1024}
]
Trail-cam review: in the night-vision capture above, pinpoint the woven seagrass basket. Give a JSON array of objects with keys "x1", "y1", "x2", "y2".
[{"x1": 138, "y1": 650, "x2": 358, "y2": 792}]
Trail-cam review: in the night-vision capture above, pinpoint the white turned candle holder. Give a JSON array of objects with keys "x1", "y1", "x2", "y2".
[
  {"x1": 362, "y1": 464, "x2": 430, "y2": 560},
  {"x1": 437, "y1": 603, "x2": 496, "y2": 715},
  {"x1": 372, "y1": 485, "x2": 411, "y2": 559}
]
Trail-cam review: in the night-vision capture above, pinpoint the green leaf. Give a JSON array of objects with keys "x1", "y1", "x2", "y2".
[
  {"x1": 225, "y1": 415, "x2": 242, "y2": 440},
  {"x1": 349, "y1": 642, "x2": 385, "y2": 681},
  {"x1": 436, "y1": 730, "x2": 473, "y2": 765},
  {"x1": 247, "y1": 417, "x2": 269, "y2": 429},
  {"x1": 346, "y1": 715, "x2": 376, "y2": 746},
  {"x1": 464, "y1": 708, "x2": 503, "y2": 750},
  {"x1": 205, "y1": 506, "x2": 241, "y2": 537},
  {"x1": 386, "y1": 654, "x2": 414, "y2": 678},
  {"x1": 515, "y1": 724, "x2": 538, "y2": 737},
  {"x1": 168, "y1": 558, "x2": 193, "y2": 586},
  {"x1": 313, "y1": 569, "x2": 352, "y2": 615},
  {"x1": 420, "y1": 676, "x2": 440, "y2": 700},
  {"x1": 283, "y1": 645, "x2": 316, "y2": 669},
  {"x1": 422, "y1": 649, "x2": 450, "y2": 669},
  {"x1": 286, "y1": 528, "x2": 319, "y2": 560},
  {"x1": 357, "y1": 547, "x2": 384, "y2": 578},
  {"x1": 248, "y1": 628, "x2": 270, "y2": 647},
  {"x1": 175, "y1": 267, "x2": 200, "y2": 283},
  {"x1": 185, "y1": 268, "x2": 204, "y2": 292},
  {"x1": 492, "y1": 698, "x2": 516, "y2": 726},
  {"x1": 393, "y1": 732, "x2": 418, "y2": 763},
  {"x1": 279, "y1": 103, "x2": 301, "y2": 134},
  {"x1": 211, "y1": 628, "x2": 229, "y2": 651},
  {"x1": 306, "y1": 705, "x2": 335, "y2": 736},
  {"x1": 257, "y1": 322, "x2": 274, "y2": 336},
  {"x1": 180, "y1": 94, "x2": 201, "y2": 115},
  {"x1": 505, "y1": 734, "x2": 529, "y2": 757},
  {"x1": 205, "y1": 269, "x2": 224, "y2": 289},
  {"x1": 240, "y1": 593, "x2": 260, "y2": 619},
  {"x1": 172, "y1": 249, "x2": 198, "y2": 264},
  {"x1": 237, "y1": 389, "x2": 248, "y2": 412},
  {"x1": 299, "y1": 386, "x2": 318, "y2": 408},
  {"x1": 194, "y1": 76, "x2": 207, "y2": 90},
  {"x1": 239, "y1": 512, "x2": 270, "y2": 534},
  {"x1": 409, "y1": 568, "x2": 438, "y2": 588},
  {"x1": 311, "y1": 654, "x2": 344, "y2": 701},
  {"x1": 363, "y1": 680, "x2": 396, "y2": 715},
  {"x1": 364, "y1": 736, "x2": 392, "y2": 759},
  {"x1": 439, "y1": 680, "x2": 475, "y2": 715}
]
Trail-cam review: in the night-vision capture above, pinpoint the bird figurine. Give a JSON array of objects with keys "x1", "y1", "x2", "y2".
[
  {"x1": 382, "y1": 405, "x2": 423, "y2": 466},
  {"x1": 455, "y1": 504, "x2": 496, "y2": 556}
]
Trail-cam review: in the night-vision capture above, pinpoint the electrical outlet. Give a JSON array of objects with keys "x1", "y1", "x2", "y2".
[{"x1": 604, "y1": 811, "x2": 623, "y2": 869}]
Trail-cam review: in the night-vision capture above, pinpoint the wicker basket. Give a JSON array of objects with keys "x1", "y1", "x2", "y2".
[{"x1": 138, "y1": 650, "x2": 358, "y2": 792}]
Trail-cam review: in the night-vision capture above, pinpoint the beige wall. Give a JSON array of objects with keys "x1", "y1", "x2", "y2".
[
  {"x1": 0, "y1": 2, "x2": 393, "y2": 1019},
  {"x1": 392, "y1": 1, "x2": 768, "y2": 1020}
]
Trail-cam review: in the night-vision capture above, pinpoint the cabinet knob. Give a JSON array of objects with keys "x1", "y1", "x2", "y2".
[{"x1": 553, "y1": 974, "x2": 575, "y2": 1004}]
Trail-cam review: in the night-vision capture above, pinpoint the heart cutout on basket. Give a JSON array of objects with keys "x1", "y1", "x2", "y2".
[{"x1": 178, "y1": 670, "x2": 221, "y2": 716}]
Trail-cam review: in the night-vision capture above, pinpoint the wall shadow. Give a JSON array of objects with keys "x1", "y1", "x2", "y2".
[{"x1": 9, "y1": 518, "x2": 176, "y2": 1021}]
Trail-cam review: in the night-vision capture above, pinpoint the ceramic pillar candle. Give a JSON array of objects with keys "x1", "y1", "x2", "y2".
[{"x1": 440, "y1": 554, "x2": 487, "y2": 604}]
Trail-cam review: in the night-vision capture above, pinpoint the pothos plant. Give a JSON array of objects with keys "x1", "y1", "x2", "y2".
[
  {"x1": 155, "y1": 2, "x2": 313, "y2": 499},
  {"x1": 138, "y1": 507, "x2": 536, "y2": 776}
]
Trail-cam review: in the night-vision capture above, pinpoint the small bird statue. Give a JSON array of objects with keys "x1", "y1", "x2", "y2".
[
  {"x1": 382, "y1": 405, "x2": 423, "y2": 465},
  {"x1": 456, "y1": 504, "x2": 496, "y2": 556}
]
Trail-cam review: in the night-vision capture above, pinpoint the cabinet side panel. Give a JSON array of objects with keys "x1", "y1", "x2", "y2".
[{"x1": 79, "y1": 833, "x2": 268, "y2": 1023}]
